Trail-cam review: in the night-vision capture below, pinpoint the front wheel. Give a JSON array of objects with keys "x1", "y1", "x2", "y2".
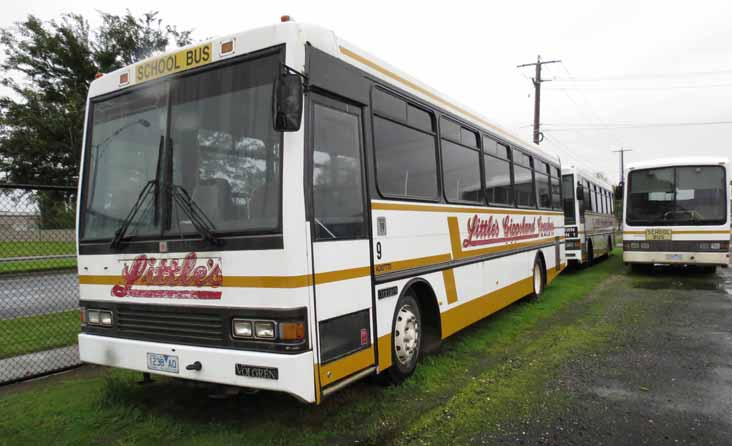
[
  {"x1": 386, "y1": 292, "x2": 422, "y2": 384},
  {"x1": 530, "y1": 256, "x2": 546, "y2": 299}
]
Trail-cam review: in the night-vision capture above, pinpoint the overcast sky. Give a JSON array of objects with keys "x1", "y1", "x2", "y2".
[{"x1": 4, "y1": 0, "x2": 732, "y2": 184}]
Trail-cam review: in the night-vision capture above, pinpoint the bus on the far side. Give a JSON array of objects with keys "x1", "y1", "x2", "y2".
[
  {"x1": 561, "y1": 166, "x2": 616, "y2": 266},
  {"x1": 623, "y1": 157, "x2": 730, "y2": 272}
]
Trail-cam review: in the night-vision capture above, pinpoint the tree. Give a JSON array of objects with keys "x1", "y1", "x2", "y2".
[{"x1": 0, "y1": 11, "x2": 192, "y2": 227}]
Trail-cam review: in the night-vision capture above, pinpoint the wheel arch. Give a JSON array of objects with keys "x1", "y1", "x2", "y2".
[{"x1": 399, "y1": 277, "x2": 442, "y2": 353}]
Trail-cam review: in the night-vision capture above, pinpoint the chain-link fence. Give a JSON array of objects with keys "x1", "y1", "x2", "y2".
[{"x1": 0, "y1": 184, "x2": 81, "y2": 384}]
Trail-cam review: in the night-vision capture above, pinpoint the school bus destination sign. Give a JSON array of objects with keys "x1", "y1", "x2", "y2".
[{"x1": 134, "y1": 43, "x2": 213, "y2": 84}]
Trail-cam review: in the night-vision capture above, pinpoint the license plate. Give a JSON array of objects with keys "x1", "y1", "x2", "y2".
[
  {"x1": 147, "y1": 353, "x2": 179, "y2": 374},
  {"x1": 645, "y1": 228, "x2": 672, "y2": 241},
  {"x1": 235, "y1": 364, "x2": 279, "y2": 380}
]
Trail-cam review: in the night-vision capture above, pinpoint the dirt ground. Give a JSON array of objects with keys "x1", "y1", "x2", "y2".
[{"x1": 477, "y1": 263, "x2": 732, "y2": 446}]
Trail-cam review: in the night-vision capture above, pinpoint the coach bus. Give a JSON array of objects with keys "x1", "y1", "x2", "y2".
[
  {"x1": 76, "y1": 19, "x2": 566, "y2": 404},
  {"x1": 561, "y1": 167, "x2": 616, "y2": 266},
  {"x1": 623, "y1": 157, "x2": 730, "y2": 272}
]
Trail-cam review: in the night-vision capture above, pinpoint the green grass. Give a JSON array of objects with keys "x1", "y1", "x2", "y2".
[
  {"x1": 0, "y1": 253, "x2": 625, "y2": 446},
  {"x1": 0, "y1": 310, "x2": 79, "y2": 359},
  {"x1": 0, "y1": 241, "x2": 76, "y2": 273}
]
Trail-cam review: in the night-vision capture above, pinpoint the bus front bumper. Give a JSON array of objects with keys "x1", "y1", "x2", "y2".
[
  {"x1": 78, "y1": 333, "x2": 316, "y2": 403},
  {"x1": 623, "y1": 250, "x2": 730, "y2": 266}
]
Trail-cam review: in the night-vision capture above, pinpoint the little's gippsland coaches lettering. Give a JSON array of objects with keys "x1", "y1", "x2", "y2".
[{"x1": 76, "y1": 20, "x2": 566, "y2": 404}]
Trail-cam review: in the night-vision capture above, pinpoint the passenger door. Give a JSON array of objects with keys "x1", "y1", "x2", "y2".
[{"x1": 308, "y1": 94, "x2": 374, "y2": 392}]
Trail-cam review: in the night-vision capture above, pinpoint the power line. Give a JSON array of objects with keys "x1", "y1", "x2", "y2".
[
  {"x1": 546, "y1": 82, "x2": 732, "y2": 91},
  {"x1": 551, "y1": 68, "x2": 732, "y2": 82},
  {"x1": 543, "y1": 120, "x2": 732, "y2": 131}
]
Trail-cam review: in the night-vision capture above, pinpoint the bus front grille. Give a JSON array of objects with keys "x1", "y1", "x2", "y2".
[{"x1": 116, "y1": 306, "x2": 225, "y2": 345}]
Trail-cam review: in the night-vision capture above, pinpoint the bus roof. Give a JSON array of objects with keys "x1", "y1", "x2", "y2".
[
  {"x1": 626, "y1": 157, "x2": 730, "y2": 172},
  {"x1": 88, "y1": 21, "x2": 561, "y2": 165},
  {"x1": 561, "y1": 165, "x2": 614, "y2": 190}
]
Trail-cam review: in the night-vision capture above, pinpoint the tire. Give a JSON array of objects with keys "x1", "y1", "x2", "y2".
[
  {"x1": 530, "y1": 255, "x2": 546, "y2": 299},
  {"x1": 586, "y1": 240, "x2": 594, "y2": 267},
  {"x1": 386, "y1": 291, "x2": 422, "y2": 384},
  {"x1": 607, "y1": 236, "x2": 613, "y2": 256}
]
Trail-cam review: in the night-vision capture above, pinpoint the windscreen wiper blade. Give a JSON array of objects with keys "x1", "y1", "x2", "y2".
[
  {"x1": 110, "y1": 180, "x2": 156, "y2": 249},
  {"x1": 169, "y1": 184, "x2": 222, "y2": 246}
]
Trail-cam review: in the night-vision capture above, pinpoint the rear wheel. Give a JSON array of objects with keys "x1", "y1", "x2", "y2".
[
  {"x1": 586, "y1": 240, "x2": 594, "y2": 266},
  {"x1": 386, "y1": 291, "x2": 422, "y2": 384}
]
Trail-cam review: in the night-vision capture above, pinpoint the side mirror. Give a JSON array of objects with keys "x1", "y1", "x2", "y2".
[
  {"x1": 576, "y1": 185, "x2": 584, "y2": 201},
  {"x1": 273, "y1": 70, "x2": 303, "y2": 132}
]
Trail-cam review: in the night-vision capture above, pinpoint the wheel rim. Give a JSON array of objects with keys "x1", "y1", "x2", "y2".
[
  {"x1": 533, "y1": 263, "x2": 542, "y2": 295},
  {"x1": 394, "y1": 304, "x2": 419, "y2": 365}
]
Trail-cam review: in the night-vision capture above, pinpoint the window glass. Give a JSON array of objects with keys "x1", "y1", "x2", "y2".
[
  {"x1": 483, "y1": 136, "x2": 498, "y2": 157},
  {"x1": 168, "y1": 56, "x2": 281, "y2": 235},
  {"x1": 514, "y1": 164, "x2": 535, "y2": 207},
  {"x1": 373, "y1": 89, "x2": 406, "y2": 121},
  {"x1": 374, "y1": 116, "x2": 438, "y2": 199},
  {"x1": 407, "y1": 105, "x2": 433, "y2": 132},
  {"x1": 82, "y1": 86, "x2": 167, "y2": 240},
  {"x1": 535, "y1": 172, "x2": 551, "y2": 208},
  {"x1": 440, "y1": 117, "x2": 461, "y2": 141},
  {"x1": 442, "y1": 140, "x2": 482, "y2": 203},
  {"x1": 550, "y1": 175, "x2": 561, "y2": 210},
  {"x1": 513, "y1": 150, "x2": 531, "y2": 167},
  {"x1": 312, "y1": 104, "x2": 365, "y2": 240},
  {"x1": 484, "y1": 155, "x2": 513, "y2": 205},
  {"x1": 461, "y1": 127, "x2": 478, "y2": 148},
  {"x1": 561, "y1": 174, "x2": 576, "y2": 224}
]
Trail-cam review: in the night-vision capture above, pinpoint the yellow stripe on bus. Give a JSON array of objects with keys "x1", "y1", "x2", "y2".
[{"x1": 319, "y1": 347, "x2": 375, "y2": 386}]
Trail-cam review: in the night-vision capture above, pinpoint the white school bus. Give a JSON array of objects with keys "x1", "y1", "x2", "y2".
[
  {"x1": 76, "y1": 19, "x2": 566, "y2": 404},
  {"x1": 561, "y1": 167, "x2": 616, "y2": 266},
  {"x1": 623, "y1": 157, "x2": 730, "y2": 271}
]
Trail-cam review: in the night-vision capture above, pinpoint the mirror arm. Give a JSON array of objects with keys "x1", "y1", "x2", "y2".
[{"x1": 280, "y1": 63, "x2": 309, "y2": 91}]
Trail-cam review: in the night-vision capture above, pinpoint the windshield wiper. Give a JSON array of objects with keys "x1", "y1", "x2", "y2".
[
  {"x1": 169, "y1": 184, "x2": 222, "y2": 246},
  {"x1": 110, "y1": 135, "x2": 164, "y2": 249},
  {"x1": 110, "y1": 180, "x2": 157, "y2": 249}
]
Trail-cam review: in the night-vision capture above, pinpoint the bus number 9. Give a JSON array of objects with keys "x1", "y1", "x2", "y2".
[{"x1": 376, "y1": 242, "x2": 382, "y2": 260}]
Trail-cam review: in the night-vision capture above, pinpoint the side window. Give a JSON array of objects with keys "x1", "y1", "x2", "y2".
[
  {"x1": 483, "y1": 138, "x2": 513, "y2": 206},
  {"x1": 535, "y1": 160, "x2": 551, "y2": 209},
  {"x1": 312, "y1": 103, "x2": 366, "y2": 240},
  {"x1": 513, "y1": 149, "x2": 535, "y2": 207},
  {"x1": 550, "y1": 166, "x2": 562, "y2": 210},
  {"x1": 441, "y1": 117, "x2": 482, "y2": 203},
  {"x1": 373, "y1": 89, "x2": 438, "y2": 200}
]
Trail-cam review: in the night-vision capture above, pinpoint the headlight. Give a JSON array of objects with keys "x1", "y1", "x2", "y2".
[
  {"x1": 232, "y1": 319, "x2": 253, "y2": 338},
  {"x1": 87, "y1": 309, "x2": 100, "y2": 325},
  {"x1": 86, "y1": 309, "x2": 113, "y2": 327},
  {"x1": 254, "y1": 321, "x2": 275, "y2": 339},
  {"x1": 710, "y1": 243, "x2": 721, "y2": 250},
  {"x1": 699, "y1": 242, "x2": 710, "y2": 250},
  {"x1": 630, "y1": 242, "x2": 639, "y2": 249},
  {"x1": 640, "y1": 243, "x2": 650, "y2": 249}
]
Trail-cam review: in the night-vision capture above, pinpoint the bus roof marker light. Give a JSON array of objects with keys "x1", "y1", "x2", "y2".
[
  {"x1": 280, "y1": 15, "x2": 293, "y2": 22},
  {"x1": 119, "y1": 72, "x2": 129, "y2": 86},
  {"x1": 94, "y1": 72, "x2": 103, "y2": 79},
  {"x1": 220, "y1": 39, "x2": 235, "y2": 56}
]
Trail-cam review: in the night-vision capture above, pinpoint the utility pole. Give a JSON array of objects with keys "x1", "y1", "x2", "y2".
[
  {"x1": 612, "y1": 148, "x2": 633, "y2": 185},
  {"x1": 517, "y1": 55, "x2": 561, "y2": 144}
]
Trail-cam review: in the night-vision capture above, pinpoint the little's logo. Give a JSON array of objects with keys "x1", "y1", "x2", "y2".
[
  {"x1": 463, "y1": 214, "x2": 556, "y2": 248},
  {"x1": 111, "y1": 252, "x2": 223, "y2": 300}
]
